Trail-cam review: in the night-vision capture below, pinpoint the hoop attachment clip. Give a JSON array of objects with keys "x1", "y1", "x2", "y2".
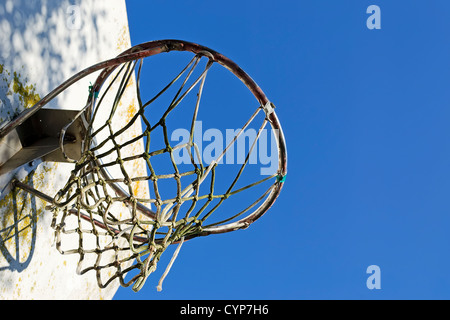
[{"x1": 262, "y1": 101, "x2": 275, "y2": 117}]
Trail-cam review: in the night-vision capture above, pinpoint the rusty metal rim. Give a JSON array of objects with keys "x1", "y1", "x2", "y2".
[{"x1": 3, "y1": 40, "x2": 287, "y2": 242}]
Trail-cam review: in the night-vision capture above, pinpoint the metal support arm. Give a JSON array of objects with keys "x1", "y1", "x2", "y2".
[{"x1": 0, "y1": 108, "x2": 84, "y2": 175}]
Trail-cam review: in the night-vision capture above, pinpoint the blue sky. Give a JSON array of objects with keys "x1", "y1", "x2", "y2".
[{"x1": 114, "y1": 0, "x2": 450, "y2": 299}]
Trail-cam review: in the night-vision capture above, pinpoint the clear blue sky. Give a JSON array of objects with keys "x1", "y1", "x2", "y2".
[{"x1": 114, "y1": 0, "x2": 450, "y2": 299}]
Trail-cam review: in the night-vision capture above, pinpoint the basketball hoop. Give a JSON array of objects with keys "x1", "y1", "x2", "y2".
[{"x1": 1, "y1": 40, "x2": 287, "y2": 292}]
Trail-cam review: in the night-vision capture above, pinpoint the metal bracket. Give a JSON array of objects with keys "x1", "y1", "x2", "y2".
[{"x1": 0, "y1": 108, "x2": 85, "y2": 175}]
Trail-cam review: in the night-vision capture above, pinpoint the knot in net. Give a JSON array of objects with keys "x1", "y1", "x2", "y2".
[{"x1": 49, "y1": 40, "x2": 287, "y2": 292}]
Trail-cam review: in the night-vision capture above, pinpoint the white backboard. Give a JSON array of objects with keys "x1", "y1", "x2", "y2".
[{"x1": 0, "y1": 0, "x2": 149, "y2": 299}]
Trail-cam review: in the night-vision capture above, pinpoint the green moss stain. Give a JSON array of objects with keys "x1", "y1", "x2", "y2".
[
  {"x1": 0, "y1": 64, "x2": 41, "y2": 110},
  {"x1": 12, "y1": 71, "x2": 41, "y2": 108}
]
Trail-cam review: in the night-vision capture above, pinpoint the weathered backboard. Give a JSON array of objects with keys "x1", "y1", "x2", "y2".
[{"x1": 0, "y1": 0, "x2": 149, "y2": 299}]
